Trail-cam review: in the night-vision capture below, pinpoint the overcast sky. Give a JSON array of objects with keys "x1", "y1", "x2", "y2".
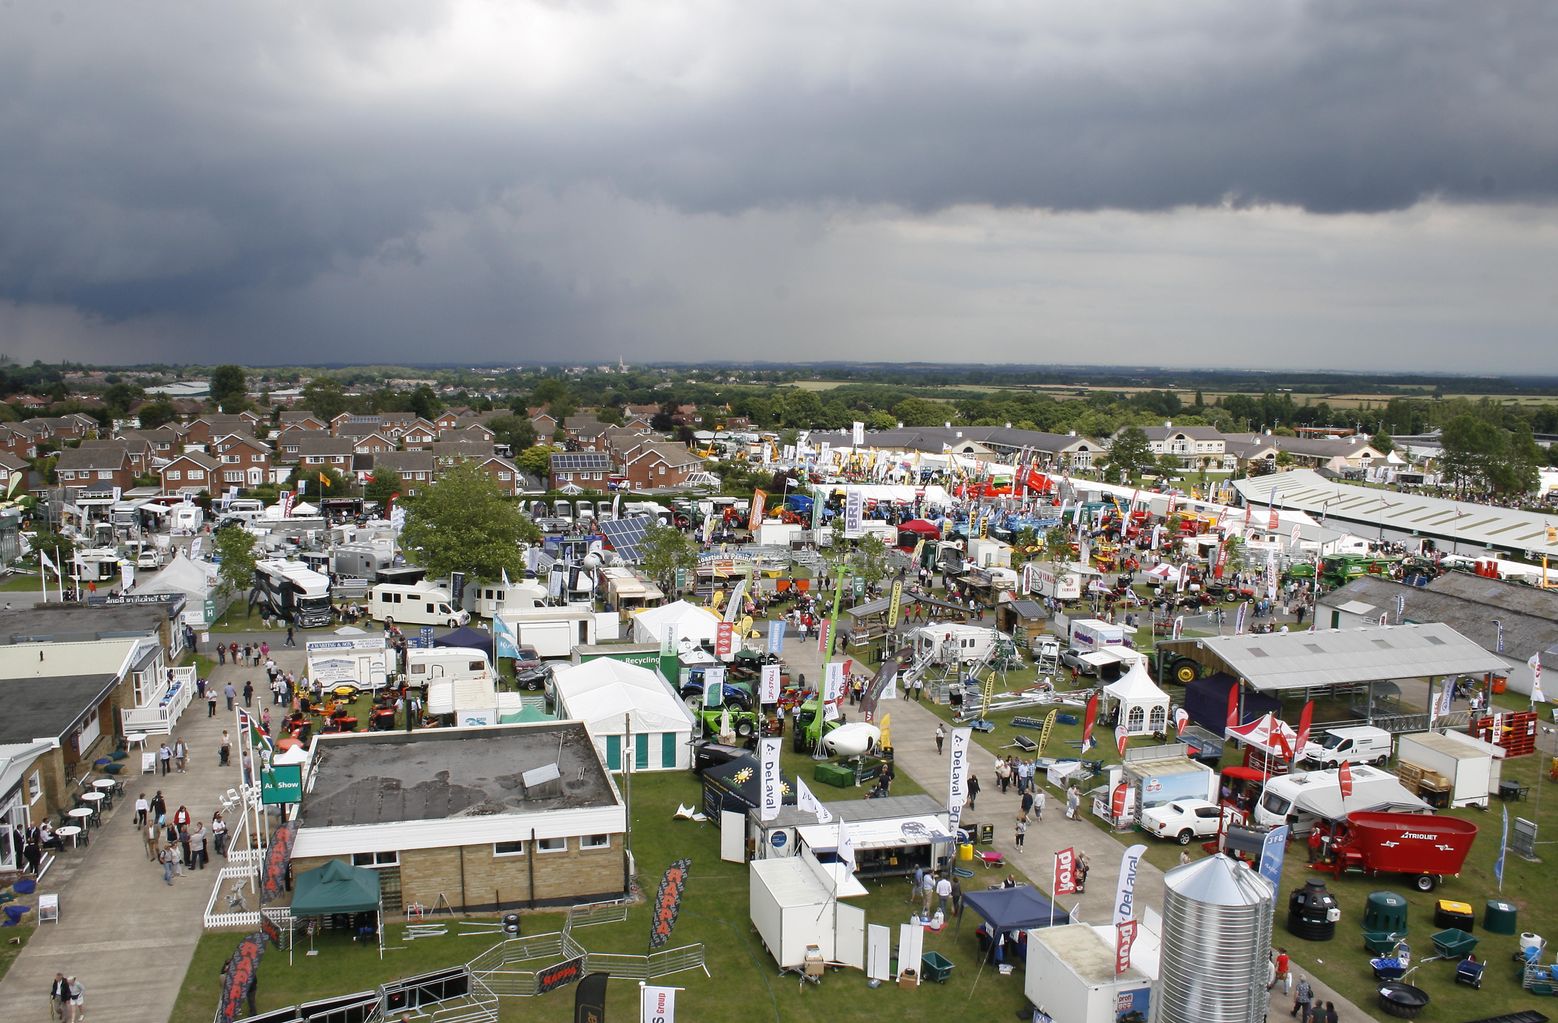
[{"x1": 3, "y1": 1, "x2": 1555, "y2": 372}]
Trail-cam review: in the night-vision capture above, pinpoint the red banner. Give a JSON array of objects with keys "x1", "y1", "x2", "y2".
[
  {"x1": 1225, "y1": 683, "x2": 1240, "y2": 731},
  {"x1": 1268, "y1": 505, "x2": 1279, "y2": 530},
  {"x1": 1054, "y1": 847, "x2": 1077, "y2": 896},
  {"x1": 1338, "y1": 760, "x2": 1354, "y2": 798},
  {"x1": 1213, "y1": 537, "x2": 1229, "y2": 579},
  {"x1": 1081, "y1": 692, "x2": 1100, "y2": 752},
  {"x1": 1295, "y1": 700, "x2": 1314, "y2": 760},
  {"x1": 649, "y1": 858, "x2": 693, "y2": 948},
  {"x1": 749, "y1": 489, "x2": 767, "y2": 533},
  {"x1": 715, "y1": 622, "x2": 734, "y2": 658},
  {"x1": 1116, "y1": 919, "x2": 1138, "y2": 975},
  {"x1": 217, "y1": 932, "x2": 267, "y2": 1023},
  {"x1": 261, "y1": 820, "x2": 297, "y2": 904}
]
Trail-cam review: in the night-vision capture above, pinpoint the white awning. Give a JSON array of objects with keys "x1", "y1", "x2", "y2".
[
  {"x1": 1078, "y1": 648, "x2": 1138, "y2": 668},
  {"x1": 797, "y1": 815, "x2": 954, "y2": 852}
]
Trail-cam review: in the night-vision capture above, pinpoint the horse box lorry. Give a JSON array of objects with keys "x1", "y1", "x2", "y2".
[{"x1": 1068, "y1": 618, "x2": 1127, "y2": 653}]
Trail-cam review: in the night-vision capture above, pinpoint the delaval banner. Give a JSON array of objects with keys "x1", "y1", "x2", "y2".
[
  {"x1": 947, "y1": 727, "x2": 973, "y2": 835},
  {"x1": 759, "y1": 737, "x2": 783, "y2": 821},
  {"x1": 1112, "y1": 843, "x2": 1148, "y2": 927},
  {"x1": 767, "y1": 618, "x2": 785, "y2": 655},
  {"x1": 1257, "y1": 824, "x2": 1290, "y2": 895}
]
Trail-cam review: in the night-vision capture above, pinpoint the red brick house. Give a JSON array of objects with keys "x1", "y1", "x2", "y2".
[
  {"x1": 54, "y1": 445, "x2": 135, "y2": 492},
  {"x1": 295, "y1": 433, "x2": 356, "y2": 471},
  {"x1": 400, "y1": 419, "x2": 439, "y2": 449},
  {"x1": 527, "y1": 407, "x2": 560, "y2": 436},
  {"x1": 473, "y1": 455, "x2": 525, "y2": 497},
  {"x1": 278, "y1": 410, "x2": 326, "y2": 432},
  {"x1": 0, "y1": 424, "x2": 39, "y2": 460},
  {"x1": 548, "y1": 451, "x2": 612, "y2": 491},
  {"x1": 159, "y1": 451, "x2": 222, "y2": 496},
  {"x1": 212, "y1": 434, "x2": 274, "y2": 489},
  {"x1": 351, "y1": 432, "x2": 397, "y2": 456},
  {"x1": 621, "y1": 442, "x2": 702, "y2": 490},
  {"x1": 369, "y1": 451, "x2": 435, "y2": 496},
  {"x1": 183, "y1": 413, "x2": 262, "y2": 447},
  {"x1": 0, "y1": 451, "x2": 30, "y2": 496}
]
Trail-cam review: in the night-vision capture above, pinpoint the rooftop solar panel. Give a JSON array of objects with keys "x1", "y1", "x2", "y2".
[{"x1": 599, "y1": 515, "x2": 656, "y2": 562}]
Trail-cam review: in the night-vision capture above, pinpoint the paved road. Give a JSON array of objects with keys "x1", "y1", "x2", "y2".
[{"x1": 0, "y1": 631, "x2": 308, "y2": 1023}]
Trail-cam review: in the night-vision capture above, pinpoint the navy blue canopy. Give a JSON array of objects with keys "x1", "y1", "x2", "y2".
[
  {"x1": 434, "y1": 626, "x2": 494, "y2": 649},
  {"x1": 962, "y1": 885, "x2": 1070, "y2": 932}
]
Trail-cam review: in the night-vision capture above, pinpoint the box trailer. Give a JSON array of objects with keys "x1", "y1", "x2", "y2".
[
  {"x1": 1068, "y1": 618, "x2": 1126, "y2": 653},
  {"x1": 1395, "y1": 730, "x2": 1503, "y2": 809},
  {"x1": 1025, "y1": 922, "x2": 1157, "y2": 1023},
  {"x1": 306, "y1": 636, "x2": 391, "y2": 694},
  {"x1": 496, "y1": 606, "x2": 604, "y2": 659}
]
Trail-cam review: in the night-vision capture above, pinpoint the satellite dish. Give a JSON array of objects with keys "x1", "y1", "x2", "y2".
[{"x1": 583, "y1": 552, "x2": 602, "y2": 569}]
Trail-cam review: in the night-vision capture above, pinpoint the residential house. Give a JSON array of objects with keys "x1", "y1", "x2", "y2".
[
  {"x1": 443, "y1": 418, "x2": 497, "y2": 443},
  {"x1": 351, "y1": 432, "x2": 398, "y2": 457},
  {"x1": 211, "y1": 434, "x2": 275, "y2": 490},
  {"x1": 335, "y1": 415, "x2": 389, "y2": 440},
  {"x1": 430, "y1": 440, "x2": 496, "y2": 467},
  {"x1": 432, "y1": 407, "x2": 473, "y2": 431},
  {"x1": 278, "y1": 410, "x2": 327, "y2": 432},
  {"x1": 0, "y1": 452, "x2": 29, "y2": 497},
  {"x1": 549, "y1": 451, "x2": 613, "y2": 491},
  {"x1": 376, "y1": 411, "x2": 422, "y2": 440},
  {"x1": 370, "y1": 451, "x2": 436, "y2": 496},
  {"x1": 473, "y1": 455, "x2": 524, "y2": 497},
  {"x1": 621, "y1": 442, "x2": 701, "y2": 491},
  {"x1": 398, "y1": 419, "x2": 439, "y2": 450},
  {"x1": 563, "y1": 416, "x2": 611, "y2": 447},
  {"x1": 0, "y1": 424, "x2": 40, "y2": 460},
  {"x1": 620, "y1": 404, "x2": 659, "y2": 429},
  {"x1": 527, "y1": 407, "x2": 560, "y2": 437},
  {"x1": 53, "y1": 444, "x2": 135, "y2": 493},
  {"x1": 295, "y1": 434, "x2": 357, "y2": 471},
  {"x1": 158, "y1": 451, "x2": 222, "y2": 496},
  {"x1": 76, "y1": 438, "x2": 148, "y2": 477},
  {"x1": 1223, "y1": 435, "x2": 1284, "y2": 476},
  {"x1": 119, "y1": 427, "x2": 181, "y2": 463},
  {"x1": 670, "y1": 404, "x2": 702, "y2": 427},
  {"x1": 183, "y1": 412, "x2": 262, "y2": 447}
]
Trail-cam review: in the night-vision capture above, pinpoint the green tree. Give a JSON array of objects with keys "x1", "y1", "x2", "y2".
[
  {"x1": 1369, "y1": 431, "x2": 1394, "y2": 455},
  {"x1": 364, "y1": 469, "x2": 404, "y2": 507},
  {"x1": 515, "y1": 444, "x2": 558, "y2": 480},
  {"x1": 1044, "y1": 525, "x2": 1071, "y2": 566},
  {"x1": 893, "y1": 398, "x2": 947, "y2": 427},
  {"x1": 27, "y1": 529, "x2": 75, "y2": 575},
  {"x1": 398, "y1": 462, "x2": 537, "y2": 582},
  {"x1": 486, "y1": 414, "x2": 538, "y2": 454},
  {"x1": 136, "y1": 398, "x2": 178, "y2": 429},
  {"x1": 779, "y1": 389, "x2": 824, "y2": 428},
  {"x1": 638, "y1": 523, "x2": 699, "y2": 593},
  {"x1": 102, "y1": 381, "x2": 144, "y2": 418},
  {"x1": 213, "y1": 523, "x2": 259, "y2": 602},
  {"x1": 849, "y1": 533, "x2": 891, "y2": 589},
  {"x1": 864, "y1": 410, "x2": 898, "y2": 431},
  {"x1": 301, "y1": 377, "x2": 349, "y2": 422},
  {"x1": 210, "y1": 365, "x2": 248, "y2": 412},
  {"x1": 1103, "y1": 426, "x2": 1156, "y2": 482}
]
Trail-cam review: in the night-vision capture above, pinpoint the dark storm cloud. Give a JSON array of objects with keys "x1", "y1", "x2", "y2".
[{"x1": 0, "y1": 0, "x2": 1553, "y2": 365}]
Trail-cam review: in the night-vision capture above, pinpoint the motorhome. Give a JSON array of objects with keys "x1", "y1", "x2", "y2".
[
  {"x1": 169, "y1": 502, "x2": 204, "y2": 534},
  {"x1": 1067, "y1": 618, "x2": 1127, "y2": 653},
  {"x1": 306, "y1": 636, "x2": 391, "y2": 693},
  {"x1": 252, "y1": 559, "x2": 335, "y2": 628},
  {"x1": 1253, "y1": 765, "x2": 1427, "y2": 835},
  {"x1": 466, "y1": 579, "x2": 550, "y2": 619},
  {"x1": 367, "y1": 582, "x2": 470, "y2": 627},
  {"x1": 909, "y1": 623, "x2": 1001, "y2": 665}
]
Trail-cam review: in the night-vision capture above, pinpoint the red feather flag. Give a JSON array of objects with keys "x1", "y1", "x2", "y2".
[
  {"x1": 1225, "y1": 683, "x2": 1240, "y2": 732},
  {"x1": 1338, "y1": 759, "x2": 1354, "y2": 799},
  {"x1": 1295, "y1": 700, "x2": 1315, "y2": 761},
  {"x1": 1081, "y1": 692, "x2": 1100, "y2": 753}
]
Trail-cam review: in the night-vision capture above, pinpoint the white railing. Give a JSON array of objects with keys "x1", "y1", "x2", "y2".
[
  {"x1": 203, "y1": 864, "x2": 275, "y2": 929},
  {"x1": 122, "y1": 665, "x2": 199, "y2": 735}
]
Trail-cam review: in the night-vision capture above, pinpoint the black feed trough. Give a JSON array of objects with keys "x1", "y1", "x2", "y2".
[{"x1": 1378, "y1": 981, "x2": 1430, "y2": 1019}]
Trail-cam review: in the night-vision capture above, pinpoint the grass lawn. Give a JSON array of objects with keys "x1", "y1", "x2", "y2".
[
  {"x1": 0, "y1": 922, "x2": 36, "y2": 983},
  {"x1": 0, "y1": 571, "x2": 48, "y2": 593},
  {"x1": 173, "y1": 772, "x2": 1036, "y2": 1023}
]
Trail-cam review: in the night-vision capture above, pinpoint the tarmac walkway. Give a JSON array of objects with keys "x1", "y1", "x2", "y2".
[{"x1": 0, "y1": 630, "x2": 305, "y2": 1023}]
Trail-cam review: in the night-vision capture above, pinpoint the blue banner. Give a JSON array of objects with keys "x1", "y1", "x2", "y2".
[
  {"x1": 1258, "y1": 824, "x2": 1290, "y2": 895},
  {"x1": 494, "y1": 617, "x2": 521, "y2": 660},
  {"x1": 767, "y1": 617, "x2": 785, "y2": 655}
]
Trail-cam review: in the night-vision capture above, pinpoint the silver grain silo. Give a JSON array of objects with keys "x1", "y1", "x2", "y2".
[{"x1": 1154, "y1": 854, "x2": 1273, "y2": 1023}]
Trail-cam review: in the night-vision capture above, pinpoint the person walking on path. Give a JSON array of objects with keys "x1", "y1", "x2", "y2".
[
  {"x1": 207, "y1": 686, "x2": 218, "y2": 716},
  {"x1": 51, "y1": 973, "x2": 69, "y2": 1022},
  {"x1": 219, "y1": 730, "x2": 231, "y2": 767},
  {"x1": 190, "y1": 821, "x2": 208, "y2": 870},
  {"x1": 966, "y1": 774, "x2": 980, "y2": 812},
  {"x1": 212, "y1": 813, "x2": 228, "y2": 858},
  {"x1": 242, "y1": 681, "x2": 254, "y2": 707},
  {"x1": 935, "y1": 724, "x2": 945, "y2": 754},
  {"x1": 134, "y1": 792, "x2": 149, "y2": 826},
  {"x1": 144, "y1": 820, "x2": 161, "y2": 861},
  {"x1": 1021, "y1": 789, "x2": 1034, "y2": 818},
  {"x1": 285, "y1": 625, "x2": 296, "y2": 647},
  {"x1": 157, "y1": 742, "x2": 172, "y2": 776},
  {"x1": 1014, "y1": 815, "x2": 1028, "y2": 849},
  {"x1": 1033, "y1": 788, "x2": 1046, "y2": 821},
  {"x1": 217, "y1": 643, "x2": 226, "y2": 666},
  {"x1": 66, "y1": 977, "x2": 83, "y2": 1023},
  {"x1": 224, "y1": 682, "x2": 237, "y2": 712},
  {"x1": 160, "y1": 843, "x2": 177, "y2": 884},
  {"x1": 174, "y1": 738, "x2": 188, "y2": 773},
  {"x1": 1292, "y1": 975, "x2": 1314, "y2": 1022}
]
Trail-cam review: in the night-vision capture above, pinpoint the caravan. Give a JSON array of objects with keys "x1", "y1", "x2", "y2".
[{"x1": 367, "y1": 582, "x2": 470, "y2": 628}]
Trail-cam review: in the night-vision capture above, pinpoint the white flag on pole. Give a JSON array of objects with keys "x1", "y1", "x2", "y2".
[
  {"x1": 796, "y1": 777, "x2": 833, "y2": 823},
  {"x1": 641, "y1": 985, "x2": 677, "y2": 1023}
]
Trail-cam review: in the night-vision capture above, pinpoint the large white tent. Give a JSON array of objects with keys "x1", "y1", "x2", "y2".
[
  {"x1": 1103, "y1": 660, "x2": 1172, "y2": 737},
  {"x1": 552, "y1": 658, "x2": 695, "y2": 772},
  {"x1": 136, "y1": 551, "x2": 227, "y2": 624},
  {"x1": 630, "y1": 599, "x2": 721, "y2": 650}
]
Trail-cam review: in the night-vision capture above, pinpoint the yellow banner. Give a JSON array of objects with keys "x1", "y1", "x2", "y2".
[
  {"x1": 887, "y1": 579, "x2": 904, "y2": 629},
  {"x1": 1036, "y1": 709, "x2": 1058, "y2": 756}
]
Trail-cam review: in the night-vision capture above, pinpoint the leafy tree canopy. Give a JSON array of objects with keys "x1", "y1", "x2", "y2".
[{"x1": 398, "y1": 462, "x2": 538, "y2": 582}]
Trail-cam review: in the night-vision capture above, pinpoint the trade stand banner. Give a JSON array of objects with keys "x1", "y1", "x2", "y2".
[
  {"x1": 766, "y1": 618, "x2": 784, "y2": 655},
  {"x1": 1054, "y1": 847, "x2": 1077, "y2": 896},
  {"x1": 858, "y1": 655, "x2": 902, "y2": 723},
  {"x1": 947, "y1": 727, "x2": 972, "y2": 835},
  {"x1": 641, "y1": 985, "x2": 676, "y2": 1023},
  {"x1": 648, "y1": 859, "x2": 693, "y2": 949},
  {"x1": 760, "y1": 665, "x2": 782, "y2": 704},
  {"x1": 1112, "y1": 844, "x2": 1147, "y2": 927},
  {"x1": 888, "y1": 580, "x2": 904, "y2": 628},
  {"x1": 759, "y1": 737, "x2": 783, "y2": 821}
]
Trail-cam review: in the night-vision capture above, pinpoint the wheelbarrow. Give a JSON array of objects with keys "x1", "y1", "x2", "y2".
[
  {"x1": 1364, "y1": 931, "x2": 1406, "y2": 956},
  {"x1": 1371, "y1": 956, "x2": 1411, "y2": 981},
  {"x1": 1427, "y1": 928, "x2": 1478, "y2": 962},
  {"x1": 921, "y1": 951, "x2": 955, "y2": 984},
  {"x1": 1455, "y1": 955, "x2": 1485, "y2": 989}
]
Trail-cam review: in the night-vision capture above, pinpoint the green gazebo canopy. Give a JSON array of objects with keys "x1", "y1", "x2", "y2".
[{"x1": 291, "y1": 859, "x2": 382, "y2": 915}]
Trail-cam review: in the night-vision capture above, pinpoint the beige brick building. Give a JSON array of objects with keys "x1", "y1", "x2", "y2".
[{"x1": 290, "y1": 723, "x2": 627, "y2": 914}]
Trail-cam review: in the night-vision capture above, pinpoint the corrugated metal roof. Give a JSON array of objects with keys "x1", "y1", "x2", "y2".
[
  {"x1": 1181, "y1": 622, "x2": 1506, "y2": 692},
  {"x1": 1233, "y1": 470, "x2": 1558, "y2": 557}
]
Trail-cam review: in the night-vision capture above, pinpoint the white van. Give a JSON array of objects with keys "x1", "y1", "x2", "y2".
[
  {"x1": 1300, "y1": 726, "x2": 1393, "y2": 768},
  {"x1": 368, "y1": 583, "x2": 471, "y2": 628}
]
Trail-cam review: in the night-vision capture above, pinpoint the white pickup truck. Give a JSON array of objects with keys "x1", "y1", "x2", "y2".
[{"x1": 1141, "y1": 799, "x2": 1242, "y2": 845}]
